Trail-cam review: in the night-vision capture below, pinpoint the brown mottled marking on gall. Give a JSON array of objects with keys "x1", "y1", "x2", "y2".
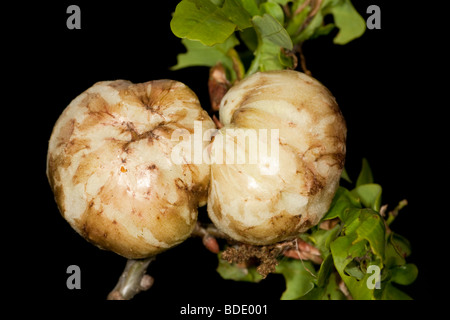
[
  {"x1": 56, "y1": 119, "x2": 75, "y2": 147},
  {"x1": 305, "y1": 169, "x2": 324, "y2": 196},
  {"x1": 152, "y1": 124, "x2": 176, "y2": 139},
  {"x1": 146, "y1": 205, "x2": 195, "y2": 244},
  {"x1": 226, "y1": 215, "x2": 249, "y2": 239},
  {"x1": 72, "y1": 150, "x2": 102, "y2": 185},
  {"x1": 77, "y1": 94, "x2": 115, "y2": 132},
  {"x1": 75, "y1": 202, "x2": 163, "y2": 259},
  {"x1": 197, "y1": 109, "x2": 210, "y2": 121},
  {"x1": 298, "y1": 218, "x2": 313, "y2": 232},
  {"x1": 234, "y1": 212, "x2": 303, "y2": 245},
  {"x1": 189, "y1": 176, "x2": 209, "y2": 206},
  {"x1": 175, "y1": 178, "x2": 188, "y2": 190},
  {"x1": 211, "y1": 197, "x2": 222, "y2": 221},
  {"x1": 170, "y1": 108, "x2": 189, "y2": 123},
  {"x1": 65, "y1": 138, "x2": 90, "y2": 157},
  {"x1": 46, "y1": 155, "x2": 61, "y2": 187},
  {"x1": 146, "y1": 80, "x2": 177, "y2": 110}
]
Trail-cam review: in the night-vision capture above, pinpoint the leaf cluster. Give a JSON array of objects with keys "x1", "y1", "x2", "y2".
[
  {"x1": 170, "y1": 0, "x2": 366, "y2": 80},
  {"x1": 217, "y1": 159, "x2": 418, "y2": 300}
]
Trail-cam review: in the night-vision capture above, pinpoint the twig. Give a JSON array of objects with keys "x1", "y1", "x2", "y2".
[
  {"x1": 280, "y1": 238, "x2": 322, "y2": 264},
  {"x1": 379, "y1": 199, "x2": 408, "y2": 234},
  {"x1": 293, "y1": 238, "x2": 317, "y2": 277},
  {"x1": 379, "y1": 204, "x2": 388, "y2": 218},
  {"x1": 192, "y1": 222, "x2": 230, "y2": 240},
  {"x1": 386, "y1": 199, "x2": 408, "y2": 226},
  {"x1": 281, "y1": 48, "x2": 298, "y2": 70},
  {"x1": 294, "y1": 0, "x2": 323, "y2": 36},
  {"x1": 291, "y1": 0, "x2": 325, "y2": 76},
  {"x1": 308, "y1": 0, "x2": 323, "y2": 19},
  {"x1": 228, "y1": 48, "x2": 245, "y2": 82},
  {"x1": 295, "y1": 44, "x2": 312, "y2": 76},
  {"x1": 338, "y1": 278, "x2": 353, "y2": 300},
  {"x1": 191, "y1": 222, "x2": 231, "y2": 253},
  {"x1": 212, "y1": 114, "x2": 223, "y2": 129},
  {"x1": 319, "y1": 218, "x2": 339, "y2": 230},
  {"x1": 282, "y1": 4, "x2": 291, "y2": 19},
  {"x1": 107, "y1": 257, "x2": 155, "y2": 300},
  {"x1": 294, "y1": 0, "x2": 311, "y2": 16}
]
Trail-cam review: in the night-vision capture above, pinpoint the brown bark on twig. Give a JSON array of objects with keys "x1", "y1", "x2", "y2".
[
  {"x1": 295, "y1": 44, "x2": 312, "y2": 76},
  {"x1": 107, "y1": 257, "x2": 155, "y2": 300}
]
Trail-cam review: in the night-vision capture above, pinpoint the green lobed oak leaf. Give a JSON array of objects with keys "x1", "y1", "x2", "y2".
[
  {"x1": 384, "y1": 232, "x2": 412, "y2": 269},
  {"x1": 252, "y1": 14, "x2": 293, "y2": 49},
  {"x1": 347, "y1": 238, "x2": 367, "y2": 258},
  {"x1": 329, "y1": 206, "x2": 386, "y2": 299},
  {"x1": 247, "y1": 39, "x2": 284, "y2": 73},
  {"x1": 330, "y1": 234, "x2": 369, "y2": 299},
  {"x1": 324, "y1": 0, "x2": 366, "y2": 45},
  {"x1": 239, "y1": 27, "x2": 258, "y2": 52},
  {"x1": 247, "y1": 14, "x2": 294, "y2": 74},
  {"x1": 260, "y1": 1, "x2": 285, "y2": 25},
  {"x1": 291, "y1": 0, "x2": 365, "y2": 45},
  {"x1": 344, "y1": 260, "x2": 366, "y2": 280},
  {"x1": 221, "y1": 0, "x2": 253, "y2": 29},
  {"x1": 319, "y1": 272, "x2": 347, "y2": 300},
  {"x1": 300, "y1": 271, "x2": 345, "y2": 300},
  {"x1": 330, "y1": 234, "x2": 383, "y2": 300},
  {"x1": 384, "y1": 231, "x2": 414, "y2": 276},
  {"x1": 351, "y1": 183, "x2": 382, "y2": 212},
  {"x1": 216, "y1": 254, "x2": 263, "y2": 283},
  {"x1": 315, "y1": 254, "x2": 334, "y2": 287},
  {"x1": 170, "y1": 0, "x2": 237, "y2": 46},
  {"x1": 381, "y1": 283, "x2": 413, "y2": 300},
  {"x1": 321, "y1": 186, "x2": 361, "y2": 221},
  {"x1": 340, "y1": 167, "x2": 352, "y2": 183},
  {"x1": 356, "y1": 158, "x2": 374, "y2": 187},
  {"x1": 238, "y1": 0, "x2": 261, "y2": 16},
  {"x1": 341, "y1": 208, "x2": 364, "y2": 234},
  {"x1": 310, "y1": 23, "x2": 336, "y2": 39},
  {"x1": 275, "y1": 259, "x2": 316, "y2": 300},
  {"x1": 353, "y1": 209, "x2": 386, "y2": 260},
  {"x1": 171, "y1": 35, "x2": 239, "y2": 80},
  {"x1": 385, "y1": 241, "x2": 405, "y2": 268},
  {"x1": 306, "y1": 225, "x2": 340, "y2": 257},
  {"x1": 389, "y1": 263, "x2": 418, "y2": 286},
  {"x1": 390, "y1": 233, "x2": 412, "y2": 258}
]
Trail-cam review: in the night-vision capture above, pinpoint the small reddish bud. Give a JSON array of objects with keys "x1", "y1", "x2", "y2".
[{"x1": 202, "y1": 235, "x2": 220, "y2": 254}]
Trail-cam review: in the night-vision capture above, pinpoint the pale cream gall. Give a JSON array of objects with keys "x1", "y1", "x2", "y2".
[
  {"x1": 207, "y1": 70, "x2": 347, "y2": 245},
  {"x1": 47, "y1": 80, "x2": 215, "y2": 259}
]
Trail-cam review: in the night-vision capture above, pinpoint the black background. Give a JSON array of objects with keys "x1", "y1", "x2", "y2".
[{"x1": 8, "y1": 0, "x2": 443, "y2": 311}]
